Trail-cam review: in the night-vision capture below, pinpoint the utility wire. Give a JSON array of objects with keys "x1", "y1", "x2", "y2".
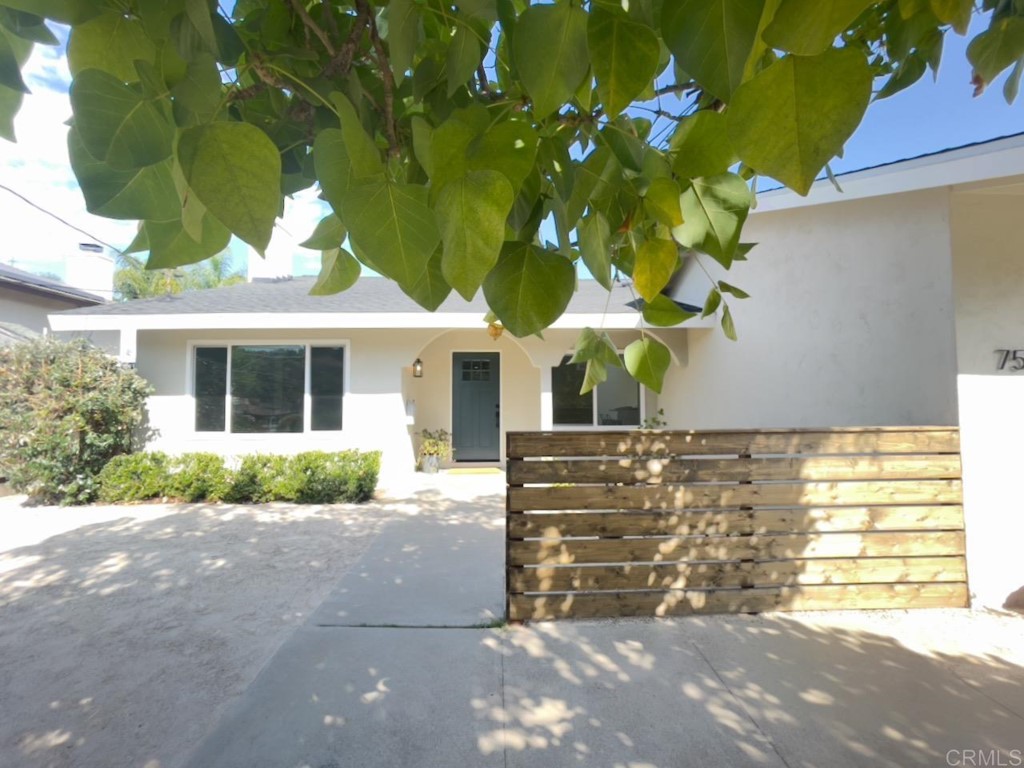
[{"x1": 0, "y1": 181, "x2": 126, "y2": 255}]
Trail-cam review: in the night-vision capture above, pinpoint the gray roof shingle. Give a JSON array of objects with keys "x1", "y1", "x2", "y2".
[{"x1": 58, "y1": 276, "x2": 645, "y2": 316}]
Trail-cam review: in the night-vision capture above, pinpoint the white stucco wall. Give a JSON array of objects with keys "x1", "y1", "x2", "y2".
[
  {"x1": 661, "y1": 187, "x2": 959, "y2": 428},
  {"x1": 950, "y1": 191, "x2": 1024, "y2": 610},
  {"x1": 136, "y1": 328, "x2": 436, "y2": 485}
]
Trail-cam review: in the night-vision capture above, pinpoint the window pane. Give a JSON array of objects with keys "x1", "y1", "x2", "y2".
[
  {"x1": 311, "y1": 346, "x2": 344, "y2": 431},
  {"x1": 552, "y1": 355, "x2": 593, "y2": 425},
  {"x1": 597, "y1": 361, "x2": 640, "y2": 426},
  {"x1": 194, "y1": 347, "x2": 227, "y2": 432},
  {"x1": 230, "y1": 345, "x2": 305, "y2": 433}
]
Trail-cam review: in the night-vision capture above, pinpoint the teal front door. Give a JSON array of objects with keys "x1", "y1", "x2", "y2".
[{"x1": 452, "y1": 352, "x2": 500, "y2": 461}]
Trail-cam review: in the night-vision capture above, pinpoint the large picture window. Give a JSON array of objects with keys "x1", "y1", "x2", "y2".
[
  {"x1": 552, "y1": 355, "x2": 641, "y2": 427},
  {"x1": 193, "y1": 343, "x2": 345, "y2": 433}
]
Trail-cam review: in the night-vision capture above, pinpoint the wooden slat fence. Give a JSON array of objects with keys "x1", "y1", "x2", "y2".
[{"x1": 506, "y1": 427, "x2": 968, "y2": 621}]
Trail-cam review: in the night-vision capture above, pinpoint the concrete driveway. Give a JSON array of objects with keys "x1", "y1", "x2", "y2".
[
  {"x1": 184, "y1": 473, "x2": 1024, "y2": 768},
  {"x1": 4, "y1": 473, "x2": 1023, "y2": 768}
]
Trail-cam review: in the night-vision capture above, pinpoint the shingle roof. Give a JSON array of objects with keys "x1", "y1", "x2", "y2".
[
  {"x1": 0, "y1": 263, "x2": 105, "y2": 305},
  {"x1": 58, "y1": 276, "x2": 645, "y2": 316}
]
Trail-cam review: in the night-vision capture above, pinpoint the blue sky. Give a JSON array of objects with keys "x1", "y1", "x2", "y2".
[{"x1": 0, "y1": 15, "x2": 1019, "y2": 283}]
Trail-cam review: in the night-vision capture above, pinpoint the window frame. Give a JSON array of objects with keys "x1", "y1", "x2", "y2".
[
  {"x1": 186, "y1": 339, "x2": 350, "y2": 435},
  {"x1": 550, "y1": 352, "x2": 645, "y2": 430}
]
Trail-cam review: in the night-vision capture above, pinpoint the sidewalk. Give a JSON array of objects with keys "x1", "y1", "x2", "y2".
[{"x1": 183, "y1": 473, "x2": 1024, "y2": 768}]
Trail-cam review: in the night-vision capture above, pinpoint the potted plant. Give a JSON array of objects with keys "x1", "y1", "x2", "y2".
[{"x1": 418, "y1": 428, "x2": 453, "y2": 473}]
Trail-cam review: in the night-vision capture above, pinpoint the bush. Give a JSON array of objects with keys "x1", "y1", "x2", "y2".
[
  {"x1": 0, "y1": 337, "x2": 152, "y2": 504},
  {"x1": 94, "y1": 449, "x2": 381, "y2": 506},
  {"x1": 167, "y1": 453, "x2": 231, "y2": 502},
  {"x1": 97, "y1": 452, "x2": 169, "y2": 502}
]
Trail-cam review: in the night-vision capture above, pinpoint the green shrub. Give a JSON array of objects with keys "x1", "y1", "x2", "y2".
[
  {"x1": 95, "y1": 449, "x2": 381, "y2": 505},
  {"x1": 0, "y1": 338, "x2": 152, "y2": 504},
  {"x1": 97, "y1": 452, "x2": 169, "y2": 502},
  {"x1": 167, "y1": 453, "x2": 231, "y2": 502}
]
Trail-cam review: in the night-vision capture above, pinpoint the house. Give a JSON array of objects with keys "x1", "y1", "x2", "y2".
[
  {"x1": 49, "y1": 133, "x2": 1024, "y2": 610},
  {"x1": 0, "y1": 262, "x2": 105, "y2": 345}
]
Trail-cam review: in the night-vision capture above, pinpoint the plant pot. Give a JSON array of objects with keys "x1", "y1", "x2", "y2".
[{"x1": 421, "y1": 454, "x2": 439, "y2": 474}]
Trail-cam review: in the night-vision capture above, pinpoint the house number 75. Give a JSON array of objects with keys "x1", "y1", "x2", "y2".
[{"x1": 995, "y1": 349, "x2": 1024, "y2": 371}]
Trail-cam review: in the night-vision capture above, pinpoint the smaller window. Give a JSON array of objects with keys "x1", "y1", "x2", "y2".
[
  {"x1": 311, "y1": 346, "x2": 344, "y2": 431},
  {"x1": 552, "y1": 354, "x2": 641, "y2": 427},
  {"x1": 194, "y1": 347, "x2": 227, "y2": 432}
]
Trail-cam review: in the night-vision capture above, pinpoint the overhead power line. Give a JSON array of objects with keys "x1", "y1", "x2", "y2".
[{"x1": 0, "y1": 182, "x2": 126, "y2": 255}]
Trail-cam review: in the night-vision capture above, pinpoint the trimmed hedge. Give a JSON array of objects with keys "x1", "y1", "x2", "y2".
[{"x1": 97, "y1": 450, "x2": 381, "y2": 505}]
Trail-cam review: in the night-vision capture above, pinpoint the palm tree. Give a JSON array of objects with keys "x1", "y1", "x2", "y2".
[{"x1": 114, "y1": 252, "x2": 246, "y2": 301}]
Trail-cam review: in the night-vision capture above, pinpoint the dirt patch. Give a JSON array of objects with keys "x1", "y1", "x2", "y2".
[{"x1": 0, "y1": 497, "x2": 391, "y2": 768}]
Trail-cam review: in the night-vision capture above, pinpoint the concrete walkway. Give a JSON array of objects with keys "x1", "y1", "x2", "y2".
[{"x1": 184, "y1": 473, "x2": 1024, "y2": 768}]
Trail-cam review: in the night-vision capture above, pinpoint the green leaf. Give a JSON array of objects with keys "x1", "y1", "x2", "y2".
[
  {"x1": 401, "y1": 245, "x2": 452, "y2": 311},
  {"x1": 539, "y1": 135, "x2": 576, "y2": 203},
  {"x1": 644, "y1": 177, "x2": 683, "y2": 228},
  {"x1": 483, "y1": 242, "x2": 575, "y2": 337},
  {"x1": 727, "y1": 48, "x2": 872, "y2": 195},
  {"x1": 671, "y1": 111, "x2": 738, "y2": 179},
  {"x1": 343, "y1": 179, "x2": 441, "y2": 289},
  {"x1": 388, "y1": 0, "x2": 419, "y2": 86},
  {"x1": 411, "y1": 116, "x2": 434, "y2": 177},
  {"x1": 68, "y1": 128, "x2": 179, "y2": 221},
  {"x1": 310, "y1": 248, "x2": 361, "y2": 295},
  {"x1": 314, "y1": 128, "x2": 354, "y2": 216},
  {"x1": 577, "y1": 211, "x2": 612, "y2": 291},
  {"x1": 0, "y1": 83, "x2": 22, "y2": 142},
  {"x1": 143, "y1": 214, "x2": 231, "y2": 269},
  {"x1": 721, "y1": 302, "x2": 738, "y2": 340},
  {"x1": 467, "y1": 119, "x2": 539, "y2": 194},
  {"x1": 929, "y1": 0, "x2": 971, "y2": 35},
  {"x1": 581, "y1": 359, "x2": 608, "y2": 394},
  {"x1": 702, "y1": 287, "x2": 722, "y2": 318},
  {"x1": 69, "y1": 69, "x2": 175, "y2": 170},
  {"x1": 176, "y1": 122, "x2": 282, "y2": 254},
  {"x1": 514, "y1": 2, "x2": 589, "y2": 117},
  {"x1": 718, "y1": 280, "x2": 750, "y2": 299},
  {"x1": 446, "y1": 24, "x2": 482, "y2": 97},
  {"x1": 0, "y1": 29, "x2": 29, "y2": 93},
  {"x1": 331, "y1": 91, "x2": 384, "y2": 180},
  {"x1": 428, "y1": 116, "x2": 478, "y2": 195},
  {"x1": 634, "y1": 238, "x2": 679, "y2": 302},
  {"x1": 624, "y1": 337, "x2": 670, "y2": 393},
  {"x1": 601, "y1": 115, "x2": 645, "y2": 172},
  {"x1": 0, "y1": 9, "x2": 60, "y2": 45},
  {"x1": 185, "y1": 0, "x2": 219, "y2": 56},
  {"x1": 1004, "y1": 57, "x2": 1024, "y2": 104},
  {"x1": 968, "y1": 17, "x2": 1024, "y2": 86},
  {"x1": 662, "y1": 0, "x2": 766, "y2": 101},
  {"x1": 877, "y1": 54, "x2": 927, "y2": 100},
  {"x1": 587, "y1": 6, "x2": 661, "y2": 119},
  {"x1": 300, "y1": 214, "x2": 347, "y2": 250},
  {"x1": 171, "y1": 53, "x2": 223, "y2": 125},
  {"x1": 763, "y1": 0, "x2": 875, "y2": 56},
  {"x1": 642, "y1": 295, "x2": 697, "y2": 327},
  {"x1": 67, "y1": 12, "x2": 157, "y2": 82},
  {"x1": 673, "y1": 173, "x2": 751, "y2": 267},
  {"x1": 570, "y1": 327, "x2": 623, "y2": 367},
  {"x1": 437, "y1": 170, "x2": 514, "y2": 300}
]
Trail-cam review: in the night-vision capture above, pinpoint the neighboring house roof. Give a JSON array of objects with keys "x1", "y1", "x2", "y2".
[
  {"x1": 50, "y1": 275, "x2": 715, "y2": 332},
  {"x1": 0, "y1": 321, "x2": 39, "y2": 347},
  {"x1": 0, "y1": 263, "x2": 105, "y2": 305}
]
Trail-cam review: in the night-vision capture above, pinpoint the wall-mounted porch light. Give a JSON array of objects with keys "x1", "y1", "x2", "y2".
[{"x1": 412, "y1": 358, "x2": 424, "y2": 378}]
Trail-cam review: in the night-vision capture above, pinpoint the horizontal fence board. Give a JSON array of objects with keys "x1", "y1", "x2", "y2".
[
  {"x1": 508, "y1": 556, "x2": 968, "y2": 592},
  {"x1": 507, "y1": 429, "x2": 960, "y2": 459},
  {"x1": 508, "y1": 506, "x2": 965, "y2": 538},
  {"x1": 508, "y1": 455, "x2": 962, "y2": 485},
  {"x1": 508, "y1": 582, "x2": 970, "y2": 621},
  {"x1": 508, "y1": 531, "x2": 966, "y2": 566},
  {"x1": 509, "y1": 481, "x2": 963, "y2": 512}
]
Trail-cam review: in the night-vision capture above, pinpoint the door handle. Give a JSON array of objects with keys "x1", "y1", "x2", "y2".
[{"x1": 495, "y1": 403, "x2": 500, "y2": 428}]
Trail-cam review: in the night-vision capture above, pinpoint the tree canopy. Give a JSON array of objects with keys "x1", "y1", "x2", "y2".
[{"x1": 0, "y1": 0, "x2": 1018, "y2": 392}]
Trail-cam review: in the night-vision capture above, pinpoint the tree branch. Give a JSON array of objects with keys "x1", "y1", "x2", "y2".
[
  {"x1": 325, "y1": 8, "x2": 371, "y2": 77},
  {"x1": 356, "y1": 0, "x2": 399, "y2": 159},
  {"x1": 289, "y1": 0, "x2": 336, "y2": 57}
]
